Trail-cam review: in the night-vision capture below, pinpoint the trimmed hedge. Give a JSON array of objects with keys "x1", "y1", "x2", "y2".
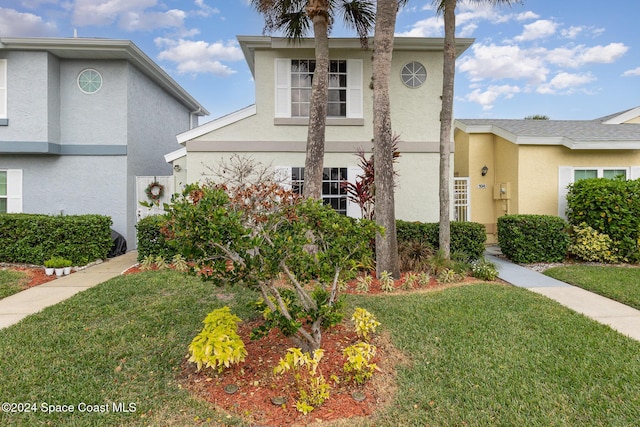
[
  {"x1": 566, "y1": 178, "x2": 640, "y2": 263},
  {"x1": 497, "y1": 215, "x2": 570, "y2": 263},
  {"x1": 135, "y1": 214, "x2": 177, "y2": 262},
  {"x1": 396, "y1": 220, "x2": 486, "y2": 260},
  {"x1": 0, "y1": 214, "x2": 112, "y2": 265}
]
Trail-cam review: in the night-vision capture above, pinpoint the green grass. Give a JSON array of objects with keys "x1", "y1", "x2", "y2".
[
  {"x1": 544, "y1": 265, "x2": 640, "y2": 310},
  {"x1": 1, "y1": 273, "x2": 639, "y2": 426},
  {"x1": 0, "y1": 270, "x2": 27, "y2": 299}
]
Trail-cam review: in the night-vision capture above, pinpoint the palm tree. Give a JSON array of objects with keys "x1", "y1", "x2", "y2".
[
  {"x1": 435, "y1": 0, "x2": 518, "y2": 258},
  {"x1": 251, "y1": 0, "x2": 375, "y2": 199},
  {"x1": 371, "y1": 0, "x2": 407, "y2": 277}
]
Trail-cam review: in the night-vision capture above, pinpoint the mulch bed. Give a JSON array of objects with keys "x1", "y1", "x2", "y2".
[{"x1": 0, "y1": 264, "x2": 59, "y2": 290}]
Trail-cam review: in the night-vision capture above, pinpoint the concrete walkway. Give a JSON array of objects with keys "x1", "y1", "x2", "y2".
[
  {"x1": 486, "y1": 251, "x2": 640, "y2": 342},
  {"x1": 0, "y1": 251, "x2": 138, "y2": 329}
]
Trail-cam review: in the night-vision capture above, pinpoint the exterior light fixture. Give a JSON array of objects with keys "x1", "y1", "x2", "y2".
[{"x1": 481, "y1": 166, "x2": 488, "y2": 176}]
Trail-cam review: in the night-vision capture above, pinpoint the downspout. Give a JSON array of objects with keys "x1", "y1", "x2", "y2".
[{"x1": 189, "y1": 107, "x2": 203, "y2": 129}]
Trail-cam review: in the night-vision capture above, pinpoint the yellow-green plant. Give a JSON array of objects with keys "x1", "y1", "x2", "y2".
[
  {"x1": 273, "y1": 348, "x2": 329, "y2": 414},
  {"x1": 188, "y1": 306, "x2": 247, "y2": 373},
  {"x1": 437, "y1": 268, "x2": 457, "y2": 284},
  {"x1": 140, "y1": 254, "x2": 156, "y2": 271},
  {"x1": 355, "y1": 274, "x2": 373, "y2": 293},
  {"x1": 171, "y1": 253, "x2": 189, "y2": 272},
  {"x1": 379, "y1": 270, "x2": 394, "y2": 293},
  {"x1": 351, "y1": 307, "x2": 380, "y2": 342},
  {"x1": 402, "y1": 272, "x2": 418, "y2": 290},
  {"x1": 569, "y1": 222, "x2": 620, "y2": 263},
  {"x1": 154, "y1": 255, "x2": 168, "y2": 270},
  {"x1": 417, "y1": 272, "x2": 431, "y2": 287},
  {"x1": 343, "y1": 342, "x2": 378, "y2": 385}
]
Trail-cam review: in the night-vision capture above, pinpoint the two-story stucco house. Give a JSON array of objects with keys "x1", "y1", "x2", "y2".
[
  {"x1": 166, "y1": 36, "x2": 473, "y2": 221},
  {"x1": 0, "y1": 37, "x2": 208, "y2": 248}
]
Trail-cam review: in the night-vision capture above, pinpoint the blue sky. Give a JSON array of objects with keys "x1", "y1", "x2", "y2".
[{"x1": 1, "y1": 0, "x2": 638, "y2": 123}]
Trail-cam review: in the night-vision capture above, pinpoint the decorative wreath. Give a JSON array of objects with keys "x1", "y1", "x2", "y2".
[{"x1": 145, "y1": 181, "x2": 164, "y2": 201}]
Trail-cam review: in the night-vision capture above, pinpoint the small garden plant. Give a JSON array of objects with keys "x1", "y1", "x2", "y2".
[
  {"x1": 273, "y1": 348, "x2": 330, "y2": 414},
  {"x1": 343, "y1": 342, "x2": 378, "y2": 385},
  {"x1": 351, "y1": 307, "x2": 380, "y2": 342}
]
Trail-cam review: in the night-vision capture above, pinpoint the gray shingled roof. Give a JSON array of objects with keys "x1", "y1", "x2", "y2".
[{"x1": 456, "y1": 108, "x2": 640, "y2": 143}]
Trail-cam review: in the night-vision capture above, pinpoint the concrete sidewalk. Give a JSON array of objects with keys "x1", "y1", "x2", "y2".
[
  {"x1": 0, "y1": 251, "x2": 138, "y2": 329},
  {"x1": 486, "y1": 252, "x2": 640, "y2": 342}
]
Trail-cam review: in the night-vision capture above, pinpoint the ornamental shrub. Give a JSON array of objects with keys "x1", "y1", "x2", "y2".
[
  {"x1": 396, "y1": 220, "x2": 486, "y2": 260},
  {"x1": 566, "y1": 178, "x2": 640, "y2": 262},
  {"x1": 135, "y1": 214, "x2": 177, "y2": 262},
  {"x1": 569, "y1": 222, "x2": 619, "y2": 263},
  {"x1": 274, "y1": 348, "x2": 330, "y2": 414},
  {"x1": 497, "y1": 215, "x2": 570, "y2": 263}
]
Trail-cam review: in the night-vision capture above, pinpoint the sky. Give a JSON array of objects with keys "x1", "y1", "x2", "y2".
[{"x1": 1, "y1": 0, "x2": 639, "y2": 123}]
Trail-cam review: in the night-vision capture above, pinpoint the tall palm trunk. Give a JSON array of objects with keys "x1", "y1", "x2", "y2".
[
  {"x1": 373, "y1": 0, "x2": 400, "y2": 277},
  {"x1": 438, "y1": 0, "x2": 456, "y2": 259},
  {"x1": 303, "y1": 0, "x2": 330, "y2": 200}
]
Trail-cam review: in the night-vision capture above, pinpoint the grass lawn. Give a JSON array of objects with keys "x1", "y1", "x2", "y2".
[
  {"x1": 1, "y1": 271, "x2": 639, "y2": 426},
  {"x1": 0, "y1": 270, "x2": 28, "y2": 299},
  {"x1": 544, "y1": 265, "x2": 640, "y2": 310}
]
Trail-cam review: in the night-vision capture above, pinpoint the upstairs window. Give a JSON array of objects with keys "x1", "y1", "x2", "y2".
[{"x1": 275, "y1": 58, "x2": 362, "y2": 122}]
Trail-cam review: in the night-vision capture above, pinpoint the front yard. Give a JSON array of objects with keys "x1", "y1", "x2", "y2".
[{"x1": 0, "y1": 270, "x2": 638, "y2": 426}]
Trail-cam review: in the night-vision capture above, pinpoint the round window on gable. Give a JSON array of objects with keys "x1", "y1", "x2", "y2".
[
  {"x1": 401, "y1": 62, "x2": 427, "y2": 88},
  {"x1": 77, "y1": 69, "x2": 102, "y2": 94}
]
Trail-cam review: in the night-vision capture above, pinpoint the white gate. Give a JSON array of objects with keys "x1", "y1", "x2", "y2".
[
  {"x1": 136, "y1": 176, "x2": 173, "y2": 221},
  {"x1": 454, "y1": 177, "x2": 470, "y2": 222}
]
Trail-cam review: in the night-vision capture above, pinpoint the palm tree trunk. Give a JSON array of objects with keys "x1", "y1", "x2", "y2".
[
  {"x1": 373, "y1": 0, "x2": 400, "y2": 277},
  {"x1": 303, "y1": 0, "x2": 330, "y2": 200},
  {"x1": 438, "y1": 0, "x2": 456, "y2": 259}
]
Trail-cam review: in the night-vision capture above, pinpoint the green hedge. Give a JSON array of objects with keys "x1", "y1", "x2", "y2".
[
  {"x1": 497, "y1": 215, "x2": 570, "y2": 263},
  {"x1": 396, "y1": 220, "x2": 486, "y2": 260},
  {"x1": 566, "y1": 178, "x2": 640, "y2": 262},
  {"x1": 135, "y1": 215, "x2": 177, "y2": 262},
  {"x1": 0, "y1": 214, "x2": 112, "y2": 265}
]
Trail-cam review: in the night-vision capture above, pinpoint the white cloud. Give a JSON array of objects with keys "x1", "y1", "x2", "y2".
[
  {"x1": 514, "y1": 19, "x2": 557, "y2": 41},
  {"x1": 560, "y1": 25, "x2": 583, "y2": 39},
  {"x1": 155, "y1": 38, "x2": 244, "y2": 76},
  {"x1": 537, "y1": 72, "x2": 595, "y2": 94},
  {"x1": 578, "y1": 42, "x2": 628, "y2": 64},
  {"x1": 72, "y1": 0, "x2": 158, "y2": 27},
  {"x1": 0, "y1": 7, "x2": 58, "y2": 36},
  {"x1": 516, "y1": 11, "x2": 539, "y2": 21},
  {"x1": 119, "y1": 9, "x2": 186, "y2": 31},
  {"x1": 458, "y1": 43, "x2": 549, "y2": 84},
  {"x1": 194, "y1": 0, "x2": 220, "y2": 17},
  {"x1": 464, "y1": 84, "x2": 522, "y2": 110},
  {"x1": 622, "y1": 67, "x2": 640, "y2": 77}
]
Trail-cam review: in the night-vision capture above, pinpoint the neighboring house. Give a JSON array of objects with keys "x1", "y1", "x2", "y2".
[
  {"x1": 0, "y1": 37, "x2": 208, "y2": 249},
  {"x1": 166, "y1": 36, "x2": 473, "y2": 221},
  {"x1": 454, "y1": 107, "x2": 640, "y2": 243}
]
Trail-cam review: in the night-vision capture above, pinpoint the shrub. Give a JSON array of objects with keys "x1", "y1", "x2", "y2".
[
  {"x1": 351, "y1": 308, "x2": 380, "y2": 342},
  {"x1": 135, "y1": 214, "x2": 177, "y2": 262},
  {"x1": 497, "y1": 215, "x2": 570, "y2": 263},
  {"x1": 187, "y1": 306, "x2": 247, "y2": 373},
  {"x1": 343, "y1": 342, "x2": 378, "y2": 385},
  {"x1": 566, "y1": 178, "x2": 640, "y2": 262},
  {"x1": 471, "y1": 258, "x2": 499, "y2": 281},
  {"x1": 0, "y1": 213, "x2": 111, "y2": 265},
  {"x1": 274, "y1": 348, "x2": 330, "y2": 414},
  {"x1": 569, "y1": 222, "x2": 619, "y2": 263},
  {"x1": 398, "y1": 240, "x2": 433, "y2": 272},
  {"x1": 396, "y1": 220, "x2": 486, "y2": 261}
]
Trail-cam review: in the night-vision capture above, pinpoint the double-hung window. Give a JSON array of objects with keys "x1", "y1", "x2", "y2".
[
  {"x1": 275, "y1": 58, "x2": 363, "y2": 122},
  {"x1": 0, "y1": 170, "x2": 22, "y2": 213}
]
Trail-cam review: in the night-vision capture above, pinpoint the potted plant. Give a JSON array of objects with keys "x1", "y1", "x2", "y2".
[
  {"x1": 44, "y1": 258, "x2": 56, "y2": 276},
  {"x1": 63, "y1": 259, "x2": 72, "y2": 276},
  {"x1": 49, "y1": 256, "x2": 66, "y2": 277}
]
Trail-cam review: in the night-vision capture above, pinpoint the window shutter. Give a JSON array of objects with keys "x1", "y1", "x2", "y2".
[
  {"x1": 274, "y1": 59, "x2": 291, "y2": 118},
  {"x1": 7, "y1": 169, "x2": 22, "y2": 213},
  {"x1": 557, "y1": 166, "x2": 573, "y2": 218},
  {"x1": 274, "y1": 166, "x2": 292, "y2": 190},
  {"x1": 0, "y1": 59, "x2": 6, "y2": 119},
  {"x1": 346, "y1": 59, "x2": 363, "y2": 119},
  {"x1": 346, "y1": 166, "x2": 364, "y2": 218},
  {"x1": 631, "y1": 167, "x2": 640, "y2": 180}
]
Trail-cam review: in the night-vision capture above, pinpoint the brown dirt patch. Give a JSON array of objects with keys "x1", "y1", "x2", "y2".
[{"x1": 1, "y1": 265, "x2": 59, "y2": 290}]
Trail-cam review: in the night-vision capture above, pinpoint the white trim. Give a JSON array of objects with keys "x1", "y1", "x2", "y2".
[
  {"x1": 602, "y1": 107, "x2": 640, "y2": 124},
  {"x1": 164, "y1": 147, "x2": 187, "y2": 163},
  {"x1": 176, "y1": 105, "x2": 256, "y2": 144},
  {"x1": 0, "y1": 59, "x2": 6, "y2": 119},
  {"x1": 4, "y1": 169, "x2": 23, "y2": 213}
]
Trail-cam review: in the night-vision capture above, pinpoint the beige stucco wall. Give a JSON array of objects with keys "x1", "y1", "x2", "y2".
[
  {"x1": 457, "y1": 129, "x2": 640, "y2": 242},
  {"x1": 184, "y1": 150, "x2": 444, "y2": 223}
]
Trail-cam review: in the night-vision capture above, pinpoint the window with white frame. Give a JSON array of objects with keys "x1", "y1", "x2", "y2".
[
  {"x1": 0, "y1": 59, "x2": 7, "y2": 121},
  {"x1": 574, "y1": 168, "x2": 627, "y2": 181},
  {"x1": 0, "y1": 170, "x2": 22, "y2": 213},
  {"x1": 275, "y1": 58, "x2": 363, "y2": 121}
]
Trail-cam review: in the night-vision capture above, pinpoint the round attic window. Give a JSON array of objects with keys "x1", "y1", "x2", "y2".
[
  {"x1": 77, "y1": 69, "x2": 102, "y2": 94},
  {"x1": 400, "y1": 62, "x2": 427, "y2": 88}
]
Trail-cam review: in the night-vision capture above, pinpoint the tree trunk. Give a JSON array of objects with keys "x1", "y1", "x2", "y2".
[
  {"x1": 438, "y1": 0, "x2": 456, "y2": 259},
  {"x1": 303, "y1": 1, "x2": 330, "y2": 200},
  {"x1": 373, "y1": 0, "x2": 400, "y2": 277}
]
